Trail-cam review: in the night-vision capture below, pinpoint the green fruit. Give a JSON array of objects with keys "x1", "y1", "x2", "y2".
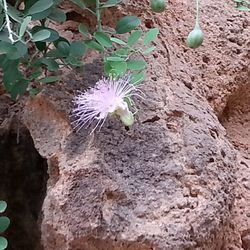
[
  {"x1": 150, "y1": 0, "x2": 166, "y2": 13},
  {"x1": 186, "y1": 25, "x2": 204, "y2": 49}
]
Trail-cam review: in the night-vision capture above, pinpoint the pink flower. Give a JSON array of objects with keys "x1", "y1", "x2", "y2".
[{"x1": 71, "y1": 75, "x2": 142, "y2": 132}]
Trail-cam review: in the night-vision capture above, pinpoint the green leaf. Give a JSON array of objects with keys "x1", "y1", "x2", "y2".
[
  {"x1": 32, "y1": 30, "x2": 51, "y2": 42},
  {"x1": 56, "y1": 41, "x2": 70, "y2": 56},
  {"x1": 131, "y1": 72, "x2": 145, "y2": 85},
  {"x1": 0, "y1": 217, "x2": 10, "y2": 233},
  {"x1": 71, "y1": 0, "x2": 86, "y2": 8},
  {"x1": 32, "y1": 27, "x2": 59, "y2": 42},
  {"x1": 31, "y1": 9, "x2": 52, "y2": 20},
  {"x1": 114, "y1": 48, "x2": 129, "y2": 57},
  {"x1": 142, "y1": 46, "x2": 156, "y2": 54},
  {"x1": 5, "y1": 78, "x2": 29, "y2": 99},
  {"x1": 0, "y1": 42, "x2": 16, "y2": 55},
  {"x1": 28, "y1": 0, "x2": 54, "y2": 15},
  {"x1": 115, "y1": 16, "x2": 141, "y2": 34},
  {"x1": 85, "y1": 40, "x2": 104, "y2": 52},
  {"x1": 69, "y1": 41, "x2": 86, "y2": 57},
  {"x1": 127, "y1": 30, "x2": 142, "y2": 46},
  {"x1": 46, "y1": 49, "x2": 65, "y2": 58},
  {"x1": 28, "y1": 69, "x2": 42, "y2": 80},
  {"x1": 0, "y1": 236, "x2": 8, "y2": 250},
  {"x1": 109, "y1": 61, "x2": 127, "y2": 76},
  {"x1": 65, "y1": 56, "x2": 83, "y2": 67},
  {"x1": 19, "y1": 16, "x2": 32, "y2": 38},
  {"x1": 43, "y1": 29, "x2": 59, "y2": 42},
  {"x1": 48, "y1": 8, "x2": 67, "y2": 22},
  {"x1": 144, "y1": 28, "x2": 159, "y2": 45},
  {"x1": 7, "y1": 5, "x2": 23, "y2": 23},
  {"x1": 101, "y1": 0, "x2": 121, "y2": 8},
  {"x1": 110, "y1": 37, "x2": 126, "y2": 45},
  {"x1": 7, "y1": 42, "x2": 28, "y2": 60},
  {"x1": 29, "y1": 88, "x2": 40, "y2": 96},
  {"x1": 40, "y1": 76, "x2": 60, "y2": 84},
  {"x1": 40, "y1": 58, "x2": 59, "y2": 71},
  {"x1": 2, "y1": 59, "x2": 21, "y2": 84},
  {"x1": 127, "y1": 60, "x2": 146, "y2": 70},
  {"x1": 79, "y1": 23, "x2": 90, "y2": 37},
  {"x1": 94, "y1": 31, "x2": 112, "y2": 48},
  {"x1": 106, "y1": 56, "x2": 124, "y2": 62},
  {"x1": 236, "y1": 5, "x2": 250, "y2": 10},
  {"x1": 0, "y1": 201, "x2": 7, "y2": 213},
  {"x1": 104, "y1": 61, "x2": 112, "y2": 75}
]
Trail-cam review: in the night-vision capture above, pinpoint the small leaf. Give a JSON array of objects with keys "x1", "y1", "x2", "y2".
[
  {"x1": 0, "y1": 236, "x2": 8, "y2": 250},
  {"x1": 19, "y1": 16, "x2": 32, "y2": 38},
  {"x1": 56, "y1": 41, "x2": 70, "y2": 56},
  {"x1": 127, "y1": 30, "x2": 142, "y2": 46},
  {"x1": 40, "y1": 76, "x2": 60, "y2": 84},
  {"x1": 236, "y1": 5, "x2": 250, "y2": 10},
  {"x1": 131, "y1": 72, "x2": 145, "y2": 85},
  {"x1": 0, "y1": 217, "x2": 10, "y2": 233},
  {"x1": 69, "y1": 41, "x2": 86, "y2": 57},
  {"x1": 5, "y1": 78, "x2": 29, "y2": 100},
  {"x1": 28, "y1": 0, "x2": 54, "y2": 15},
  {"x1": 48, "y1": 8, "x2": 66, "y2": 22},
  {"x1": 40, "y1": 58, "x2": 59, "y2": 71},
  {"x1": 127, "y1": 60, "x2": 146, "y2": 70},
  {"x1": 109, "y1": 61, "x2": 127, "y2": 76},
  {"x1": 110, "y1": 37, "x2": 126, "y2": 45},
  {"x1": 7, "y1": 5, "x2": 23, "y2": 23},
  {"x1": 144, "y1": 28, "x2": 159, "y2": 45},
  {"x1": 142, "y1": 46, "x2": 156, "y2": 54},
  {"x1": 116, "y1": 16, "x2": 141, "y2": 34},
  {"x1": 31, "y1": 9, "x2": 52, "y2": 20},
  {"x1": 94, "y1": 31, "x2": 112, "y2": 48},
  {"x1": 65, "y1": 56, "x2": 83, "y2": 67},
  {"x1": 29, "y1": 88, "x2": 40, "y2": 96},
  {"x1": 114, "y1": 48, "x2": 129, "y2": 57},
  {"x1": 106, "y1": 56, "x2": 124, "y2": 62},
  {"x1": 0, "y1": 42, "x2": 16, "y2": 55},
  {"x1": 85, "y1": 40, "x2": 104, "y2": 52},
  {"x1": 79, "y1": 23, "x2": 90, "y2": 37},
  {"x1": 32, "y1": 30, "x2": 51, "y2": 42},
  {"x1": 0, "y1": 201, "x2": 7, "y2": 213},
  {"x1": 7, "y1": 42, "x2": 28, "y2": 60}
]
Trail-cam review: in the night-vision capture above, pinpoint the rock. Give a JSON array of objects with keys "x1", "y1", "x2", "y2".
[{"x1": 23, "y1": 69, "x2": 236, "y2": 250}]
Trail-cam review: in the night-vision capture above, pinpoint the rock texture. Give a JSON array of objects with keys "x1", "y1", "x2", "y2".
[{"x1": 20, "y1": 0, "x2": 250, "y2": 249}]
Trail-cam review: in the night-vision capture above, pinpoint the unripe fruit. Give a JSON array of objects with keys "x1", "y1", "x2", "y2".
[
  {"x1": 150, "y1": 0, "x2": 166, "y2": 13},
  {"x1": 186, "y1": 25, "x2": 204, "y2": 49}
]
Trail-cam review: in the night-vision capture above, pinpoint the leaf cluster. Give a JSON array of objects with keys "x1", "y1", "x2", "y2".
[
  {"x1": 0, "y1": 0, "x2": 159, "y2": 99},
  {"x1": 0, "y1": 201, "x2": 9, "y2": 250},
  {"x1": 234, "y1": 0, "x2": 250, "y2": 11}
]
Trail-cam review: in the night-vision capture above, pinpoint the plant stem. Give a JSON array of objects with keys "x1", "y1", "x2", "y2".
[
  {"x1": 2, "y1": 0, "x2": 15, "y2": 43},
  {"x1": 195, "y1": 0, "x2": 200, "y2": 26},
  {"x1": 96, "y1": 0, "x2": 102, "y2": 31}
]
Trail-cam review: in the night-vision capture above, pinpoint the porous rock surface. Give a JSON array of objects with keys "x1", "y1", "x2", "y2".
[{"x1": 22, "y1": 0, "x2": 250, "y2": 249}]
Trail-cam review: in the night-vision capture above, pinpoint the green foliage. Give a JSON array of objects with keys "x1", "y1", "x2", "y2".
[
  {"x1": 234, "y1": 0, "x2": 250, "y2": 11},
  {"x1": 0, "y1": 201, "x2": 9, "y2": 250},
  {"x1": 0, "y1": 0, "x2": 159, "y2": 99}
]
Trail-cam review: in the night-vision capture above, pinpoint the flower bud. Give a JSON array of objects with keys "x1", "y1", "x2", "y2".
[
  {"x1": 120, "y1": 111, "x2": 135, "y2": 127},
  {"x1": 150, "y1": 0, "x2": 166, "y2": 13},
  {"x1": 186, "y1": 25, "x2": 204, "y2": 49}
]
